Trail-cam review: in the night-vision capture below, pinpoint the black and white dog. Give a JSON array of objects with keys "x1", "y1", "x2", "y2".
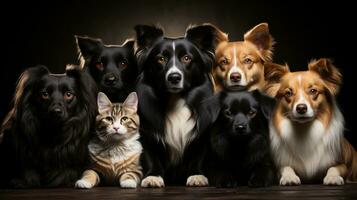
[
  {"x1": 134, "y1": 24, "x2": 226, "y2": 187},
  {"x1": 201, "y1": 90, "x2": 277, "y2": 187},
  {"x1": 75, "y1": 36, "x2": 138, "y2": 102}
]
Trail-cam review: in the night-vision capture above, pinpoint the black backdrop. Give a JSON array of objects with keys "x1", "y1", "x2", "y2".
[{"x1": 1, "y1": 0, "x2": 356, "y2": 147}]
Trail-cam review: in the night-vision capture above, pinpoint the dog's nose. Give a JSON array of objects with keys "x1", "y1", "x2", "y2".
[
  {"x1": 230, "y1": 72, "x2": 241, "y2": 83},
  {"x1": 296, "y1": 104, "x2": 308, "y2": 114},
  {"x1": 51, "y1": 107, "x2": 64, "y2": 116},
  {"x1": 167, "y1": 73, "x2": 182, "y2": 85},
  {"x1": 235, "y1": 124, "x2": 247, "y2": 132},
  {"x1": 105, "y1": 75, "x2": 117, "y2": 86}
]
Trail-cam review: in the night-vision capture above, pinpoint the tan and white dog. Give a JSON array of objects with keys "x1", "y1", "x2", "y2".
[
  {"x1": 265, "y1": 58, "x2": 357, "y2": 185},
  {"x1": 212, "y1": 23, "x2": 274, "y2": 92}
]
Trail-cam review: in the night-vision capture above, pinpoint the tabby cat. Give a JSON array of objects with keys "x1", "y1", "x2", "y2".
[{"x1": 75, "y1": 92, "x2": 142, "y2": 189}]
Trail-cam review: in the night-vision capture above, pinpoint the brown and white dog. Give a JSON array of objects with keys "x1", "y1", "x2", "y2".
[
  {"x1": 265, "y1": 58, "x2": 357, "y2": 185},
  {"x1": 212, "y1": 23, "x2": 274, "y2": 92}
]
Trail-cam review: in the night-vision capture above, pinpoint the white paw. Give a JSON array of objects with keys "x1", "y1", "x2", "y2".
[
  {"x1": 323, "y1": 175, "x2": 344, "y2": 185},
  {"x1": 75, "y1": 179, "x2": 93, "y2": 189},
  {"x1": 120, "y1": 179, "x2": 137, "y2": 188},
  {"x1": 280, "y1": 174, "x2": 301, "y2": 186},
  {"x1": 186, "y1": 175, "x2": 209, "y2": 187},
  {"x1": 141, "y1": 176, "x2": 165, "y2": 188}
]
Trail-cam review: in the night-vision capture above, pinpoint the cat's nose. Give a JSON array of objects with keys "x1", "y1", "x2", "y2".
[{"x1": 113, "y1": 127, "x2": 120, "y2": 132}]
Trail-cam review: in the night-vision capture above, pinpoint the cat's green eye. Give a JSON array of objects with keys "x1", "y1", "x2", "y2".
[
  {"x1": 105, "y1": 116, "x2": 113, "y2": 122},
  {"x1": 121, "y1": 116, "x2": 128, "y2": 121}
]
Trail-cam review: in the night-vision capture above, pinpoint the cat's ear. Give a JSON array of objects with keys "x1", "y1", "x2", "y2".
[
  {"x1": 123, "y1": 92, "x2": 138, "y2": 112},
  {"x1": 97, "y1": 92, "x2": 112, "y2": 113}
]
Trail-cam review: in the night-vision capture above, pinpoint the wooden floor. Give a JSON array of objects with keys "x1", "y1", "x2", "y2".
[{"x1": 1, "y1": 184, "x2": 357, "y2": 200}]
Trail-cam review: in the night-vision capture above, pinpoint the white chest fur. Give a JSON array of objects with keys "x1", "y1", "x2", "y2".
[
  {"x1": 88, "y1": 134, "x2": 142, "y2": 164},
  {"x1": 270, "y1": 105, "x2": 344, "y2": 180},
  {"x1": 165, "y1": 97, "x2": 196, "y2": 164}
]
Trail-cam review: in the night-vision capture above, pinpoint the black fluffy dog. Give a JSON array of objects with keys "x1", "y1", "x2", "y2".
[
  {"x1": 0, "y1": 65, "x2": 97, "y2": 188},
  {"x1": 76, "y1": 36, "x2": 138, "y2": 102},
  {"x1": 201, "y1": 90, "x2": 277, "y2": 187},
  {"x1": 134, "y1": 24, "x2": 226, "y2": 187}
]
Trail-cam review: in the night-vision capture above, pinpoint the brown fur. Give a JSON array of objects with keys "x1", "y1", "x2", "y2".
[
  {"x1": 266, "y1": 58, "x2": 357, "y2": 182},
  {"x1": 212, "y1": 23, "x2": 274, "y2": 92}
]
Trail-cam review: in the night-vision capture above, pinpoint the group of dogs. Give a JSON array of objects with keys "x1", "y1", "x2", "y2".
[{"x1": 0, "y1": 22, "x2": 356, "y2": 188}]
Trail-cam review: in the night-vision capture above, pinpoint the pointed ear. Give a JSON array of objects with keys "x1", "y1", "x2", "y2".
[
  {"x1": 75, "y1": 35, "x2": 103, "y2": 66},
  {"x1": 264, "y1": 62, "x2": 290, "y2": 97},
  {"x1": 134, "y1": 25, "x2": 164, "y2": 52},
  {"x1": 308, "y1": 58, "x2": 342, "y2": 96},
  {"x1": 252, "y1": 90, "x2": 276, "y2": 119},
  {"x1": 97, "y1": 92, "x2": 112, "y2": 114},
  {"x1": 122, "y1": 39, "x2": 135, "y2": 50},
  {"x1": 244, "y1": 23, "x2": 274, "y2": 61},
  {"x1": 185, "y1": 23, "x2": 228, "y2": 53},
  {"x1": 123, "y1": 92, "x2": 138, "y2": 112}
]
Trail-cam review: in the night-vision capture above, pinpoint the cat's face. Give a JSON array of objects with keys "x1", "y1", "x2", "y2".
[{"x1": 95, "y1": 92, "x2": 139, "y2": 143}]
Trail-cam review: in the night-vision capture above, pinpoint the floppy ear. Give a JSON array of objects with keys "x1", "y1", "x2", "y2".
[
  {"x1": 252, "y1": 90, "x2": 276, "y2": 119},
  {"x1": 264, "y1": 62, "x2": 290, "y2": 97},
  {"x1": 75, "y1": 35, "x2": 103, "y2": 67},
  {"x1": 134, "y1": 24, "x2": 164, "y2": 52},
  {"x1": 198, "y1": 92, "x2": 224, "y2": 132},
  {"x1": 185, "y1": 23, "x2": 228, "y2": 53},
  {"x1": 308, "y1": 58, "x2": 342, "y2": 96},
  {"x1": 1, "y1": 65, "x2": 50, "y2": 143},
  {"x1": 97, "y1": 92, "x2": 112, "y2": 114},
  {"x1": 244, "y1": 23, "x2": 274, "y2": 61},
  {"x1": 123, "y1": 92, "x2": 138, "y2": 112}
]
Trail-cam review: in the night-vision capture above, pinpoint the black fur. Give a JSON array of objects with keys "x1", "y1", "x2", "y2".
[
  {"x1": 76, "y1": 36, "x2": 138, "y2": 102},
  {"x1": 201, "y1": 90, "x2": 277, "y2": 187},
  {"x1": 0, "y1": 65, "x2": 97, "y2": 188},
  {"x1": 134, "y1": 24, "x2": 222, "y2": 185}
]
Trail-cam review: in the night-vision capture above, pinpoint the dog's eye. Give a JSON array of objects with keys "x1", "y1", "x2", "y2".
[
  {"x1": 96, "y1": 62, "x2": 104, "y2": 71},
  {"x1": 64, "y1": 91, "x2": 74, "y2": 100},
  {"x1": 310, "y1": 88, "x2": 318, "y2": 95},
  {"x1": 157, "y1": 56, "x2": 166, "y2": 65},
  {"x1": 41, "y1": 91, "x2": 49, "y2": 100},
  {"x1": 248, "y1": 110, "x2": 257, "y2": 117},
  {"x1": 285, "y1": 90, "x2": 293, "y2": 98},
  {"x1": 181, "y1": 55, "x2": 192, "y2": 64},
  {"x1": 119, "y1": 60, "x2": 128, "y2": 68},
  {"x1": 219, "y1": 59, "x2": 228, "y2": 66},
  {"x1": 243, "y1": 58, "x2": 253, "y2": 65},
  {"x1": 224, "y1": 110, "x2": 231, "y2": 116}
]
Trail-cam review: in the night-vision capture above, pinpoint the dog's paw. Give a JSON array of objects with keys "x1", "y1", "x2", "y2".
[
  {"x1": 279, "y1": 173, "x2": 301, "y2": 186},
  {"x1": 323, "y1": 175, "x2": 344, "y2": 185},
  {"x1": 141, "y1": 176, "x2": 165, "y2": 188},
  {"x1": 120, "y1": 179, "x2": 137, "y2": 188},
  {"x1": 186, "y1": 175, "x2": 209, "y2": 187},
  {"x1": 75, "y1": 179, "x2": 93, "y2": 189}
]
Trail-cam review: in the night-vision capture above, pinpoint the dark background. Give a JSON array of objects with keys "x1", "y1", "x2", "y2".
[{"x1": 1, "y1": 0, "x2": 356, "y2": 147}]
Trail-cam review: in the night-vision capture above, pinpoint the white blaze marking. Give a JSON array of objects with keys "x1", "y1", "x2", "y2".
[
  {"x1": 165, "y1": 41, "x2": 184, "y2": 92},
  {"x1": 292, "y1": 75, "x2": 314, "y2": 119},
  {"x1": 227, "y1": 47, "x2": 247, "y2": 86}
]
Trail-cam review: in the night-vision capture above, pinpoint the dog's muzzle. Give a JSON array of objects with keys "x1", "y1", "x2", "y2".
[{"x1": 165, "y1": 67, "x2": 184, "y2": 93}]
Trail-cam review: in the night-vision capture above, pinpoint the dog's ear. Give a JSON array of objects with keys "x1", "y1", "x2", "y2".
[
  {"x1": 252, "y1": 90, "x2": 276, "y2": 119},
  {"x1": 1, "y1": 65, "x2": 50, "y2": 142},
  {"x1": 75, "y1": 35, "x2": 103, "y2": 67},
  {"x1": 123, "y1": 92, "x2": 138, "y2": 113},
  {"x1": 244, "y1": 23, "x2": 274, "y2": 62},
  {"x1": 264, "y1": 62, "x2": 290, "y2": 97},
  {"x1": 97, "y1": 92, "x2": 112, "y2": 114},
  {"x1": 198, "y1": 92, "x2": 225, "y2": 132},
  {"x1": 185, "y1": 23, "x2": 228, "y2": 53},
  {"x1": 122, "y1": 39, "x2": 135, "y2": 50},
  {"x1": 308, "y1": 58, "x2": 342, "y2": 96},
  {"x1": 134, "y1": 25, "x2": 164, "y2": 52}
]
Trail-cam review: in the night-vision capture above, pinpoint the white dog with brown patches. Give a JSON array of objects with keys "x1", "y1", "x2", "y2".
[{"x1": 264, "y1": 58, "x2": 357, "y2": 185}]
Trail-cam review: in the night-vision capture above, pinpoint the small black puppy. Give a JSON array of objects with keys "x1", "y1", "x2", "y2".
[
  {"x1": 0, "y1": 65, "x2": 97, "y2": 188},
  {"x1": 75, "y1": 36, "x2": 138, "y2": 102},
  {"x1": 201, "y1": 90, "x2": 277, "y2": 187}
]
